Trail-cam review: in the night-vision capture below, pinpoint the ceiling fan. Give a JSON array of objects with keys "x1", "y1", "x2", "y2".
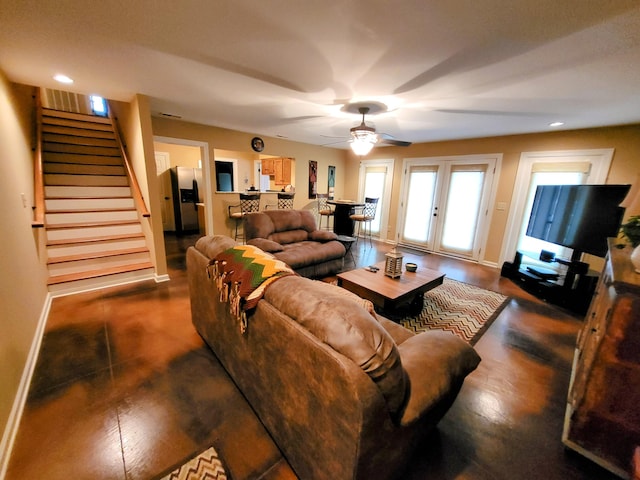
[{"x1": 349, "y1": 106, "x2": 412, "y2": 155}]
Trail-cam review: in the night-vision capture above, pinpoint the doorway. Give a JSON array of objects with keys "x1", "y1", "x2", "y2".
[
  {"x1": 153, "y1": 136, "x2": 212, "y2": 236},
  {"x1": 357, "y1": 159, "x2": 394, "y2": 241}
]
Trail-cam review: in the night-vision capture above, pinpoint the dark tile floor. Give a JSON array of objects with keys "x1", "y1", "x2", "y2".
[{"x1": 6, "y1": 233, "x2": 622, "y2": 479}]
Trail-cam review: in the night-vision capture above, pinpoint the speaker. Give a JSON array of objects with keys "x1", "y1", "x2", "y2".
[
  {"x1": 513, "y1": 251, "x2": 523, "y2": 269},
  {"x1": 540, "y1": 250, "x2": 556, "y2": 262}
]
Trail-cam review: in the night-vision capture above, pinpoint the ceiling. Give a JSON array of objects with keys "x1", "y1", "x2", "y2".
[{"x1": 2, "y1": 0, "x2": 640, "y2": 148}]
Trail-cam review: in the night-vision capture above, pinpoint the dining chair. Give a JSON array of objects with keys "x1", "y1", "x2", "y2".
[
  {"x1": 350, "y1": 197, "x2": 378, "y2": 245},
  {"x1": 316, "y1": 193, "x2": 334, "y2": 230},
  {"x1": 228, "y1": 193, "x2": 260, "y2": 241}
]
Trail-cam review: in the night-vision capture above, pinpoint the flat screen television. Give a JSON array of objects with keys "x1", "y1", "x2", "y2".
[{"x1": 526, "y1": 184, "x2": 630, "y2": 258}]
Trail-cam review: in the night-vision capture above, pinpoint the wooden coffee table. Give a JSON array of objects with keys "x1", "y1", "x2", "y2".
[{"x1": 337, "y1": 261, "x2": 445, "y2": 316}]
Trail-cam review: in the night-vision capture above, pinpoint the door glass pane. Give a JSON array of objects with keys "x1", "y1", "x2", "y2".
[
  {"x1": 403, "y1": 168, "x2": 437, "y2": 243},
  {"x1": 364, "y1": 169, "x2": 385, "y2": 234},
  {"x1": 440, "y1": 169, "x2": 485, "y2": 253}
]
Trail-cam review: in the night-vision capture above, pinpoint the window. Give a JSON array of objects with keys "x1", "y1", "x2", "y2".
[
  {"x1": 89, "y1": 95, "x2": 108, "y2": 116},
  {"x1": 215, "y1": 161, "x2": 234, "y2": 192}
]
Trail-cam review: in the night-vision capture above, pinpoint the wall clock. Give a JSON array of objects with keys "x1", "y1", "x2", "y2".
[{"x1": 251, "y1": 137, "x2": 264, "y2": 152}]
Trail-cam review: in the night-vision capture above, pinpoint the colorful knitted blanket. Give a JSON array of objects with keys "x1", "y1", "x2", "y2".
[{"x1": 208, "y1": 245, "x2": 295, "y2": 333}]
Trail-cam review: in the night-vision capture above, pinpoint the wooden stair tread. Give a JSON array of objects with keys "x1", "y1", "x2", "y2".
[
  {"x1": 42, "y1": 117, "x2": 113, "y2": 132},
  {"x1": 44, "y1": 159, "x2": 123, "y2": 166},
  {"x1": 44, "y1": 172, "x2": 127, "y2": 177},
  {"x1": 42, "y1": 135, "x2": 118, "y2": 148},
  {"x1": 46, "y1": 207, "x2": 136, "y2": 214},
  {"x1": 42, "y1": 108, "x2": 112, "y2": 124},
  {"x1": 46, "y1": 195, "x2": 131, "y2": 200},
  {"x1": 47, "y1": 246, "x2": 150, "y2": 265},
  {"x1": 46, "y1": 219, "x2": 141, "y2": 230},
  {"x1": 47, "y1": 262, "x2": 154, "y2": 285},
  {"x1": 42, "y1": 125, "x2": 115, "y2": 139},
  {"x1": 47, "y1": 233, "x2": 145, "y2": 246}
]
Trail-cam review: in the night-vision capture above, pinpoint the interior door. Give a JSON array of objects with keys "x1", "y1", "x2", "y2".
[{"x1": 154, "y1": 152, "x2": 174, "y2": 231}]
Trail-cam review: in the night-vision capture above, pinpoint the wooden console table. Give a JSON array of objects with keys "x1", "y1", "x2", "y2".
[{"x1": 563, "y1": 239, "x2": 640, "y2": 478}]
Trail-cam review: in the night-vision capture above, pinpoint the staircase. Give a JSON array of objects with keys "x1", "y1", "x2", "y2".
[{"x1": 41, "y1": 108, "x2": 154, "y2": 293}]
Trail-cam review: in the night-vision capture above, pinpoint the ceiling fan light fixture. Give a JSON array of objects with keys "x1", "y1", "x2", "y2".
[{"x1": 350, "y1": 130, "x2": 378, "y2": 155}]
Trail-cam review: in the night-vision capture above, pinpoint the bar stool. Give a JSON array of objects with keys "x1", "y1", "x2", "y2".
[
  {"x1": 316, "y1": 193, "x2": 334, "y2": 230},
  {"x1": 266, "y1": 192, "x2": 295, "y2": 210},
  {"x1": 228, "y1": 193, "x2": 260, "y2": 241},
  {"x1": 350, "y1": 197, "x2": 378, "y2": 245}
]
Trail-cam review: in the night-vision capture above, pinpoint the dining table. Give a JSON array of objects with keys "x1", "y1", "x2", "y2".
[{"x1": 327, "y1": 199, "x2": 365, "y2": 236}]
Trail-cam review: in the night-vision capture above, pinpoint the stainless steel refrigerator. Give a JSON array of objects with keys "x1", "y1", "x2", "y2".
[{"x1": 170, "y1": 167, "x2": 203, "y2": 233}]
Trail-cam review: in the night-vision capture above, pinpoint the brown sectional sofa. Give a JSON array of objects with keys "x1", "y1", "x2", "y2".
[
  {"x1": 243, "y1": 209, "x2": 345, "y2": 278},
  {"x1": 187, "y1": 235, "x2": 481, "y2": 480}
]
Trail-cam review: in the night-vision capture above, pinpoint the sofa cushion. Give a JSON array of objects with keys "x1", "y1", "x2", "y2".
[
  {"x1": 247, "y1": 238, "x2": 284, "y2": 253},
  {"x1": 269, "y1": 229, "x2": 309, "y2": 245},
  {"x1": 309, "y1": 230, "x2": 338, "y2": 242},
  {"x1": 275, "y1": 241, "x2": 345, "y2": 269},
  {"x1": 245, "y1": 210, "x2": 319, "y2": 242},
  {"x1": 265, "y1": 209, "x2": 317, "y2": 232},
  {"x1": 264, "y1": 276, "x2": 408, "y2": 415}
]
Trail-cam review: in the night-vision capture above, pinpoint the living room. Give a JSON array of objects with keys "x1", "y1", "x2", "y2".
[{"x1": 2, "y1": 2, "x2": 640, "y2": 479}]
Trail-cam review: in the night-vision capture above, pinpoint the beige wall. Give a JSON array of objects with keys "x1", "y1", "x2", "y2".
[
  {"x1": 151, "y1": 117, "x2": 348, "y2": 237},
  {"x1": 112, "y1": 97, "x2": 168, "y2": 277},
  {"x1": 154, "y1": 142, "x2": 202, "y2": 168},
  {"x1": 0, "y1": 76, "x2": 49, "y2": 467},
  {"x1": 344, "y1": 124, "x2": 640, "y2": 265}
]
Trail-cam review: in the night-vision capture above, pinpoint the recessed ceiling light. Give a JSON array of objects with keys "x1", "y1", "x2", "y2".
[
  {"x1": 53, "y1": 74, "x2": 74, "y2": 84},
  {"x1": 549, "y1": 121, "x2": 564, "y2": 127}
]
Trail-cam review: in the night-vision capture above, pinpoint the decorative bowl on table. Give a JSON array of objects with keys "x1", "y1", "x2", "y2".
[{"x1": 405, "y1": 263, "x2": 417, "y2": 272}]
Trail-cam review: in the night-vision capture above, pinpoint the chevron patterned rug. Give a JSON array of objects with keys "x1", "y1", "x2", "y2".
[
  {"x1": 160, "y1": 446, "x2": 228, "y2": 480},
  {"x1": 399, "y1": 278, "x2": 509, "y2": 345}
]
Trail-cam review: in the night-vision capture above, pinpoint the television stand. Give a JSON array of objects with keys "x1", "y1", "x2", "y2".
[{"x1": 501, "y1": 251, "x2": 598, "y2": 315}]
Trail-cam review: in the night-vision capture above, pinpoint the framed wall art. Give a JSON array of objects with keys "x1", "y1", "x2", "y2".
[
  {"x1": 328, "y1": 165, "x2": 335, "y2": 199},
  {"x1": 309, "y1": 160, "x2": 318, "y2": 199}
]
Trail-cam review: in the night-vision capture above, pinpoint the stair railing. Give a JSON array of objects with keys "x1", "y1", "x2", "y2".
[
  {"x1": 107, "y1": 103, "x2": 151, "y2": 218},
  {"x1": 32, "y1": 88, "x2": 45, "y2": 227}
]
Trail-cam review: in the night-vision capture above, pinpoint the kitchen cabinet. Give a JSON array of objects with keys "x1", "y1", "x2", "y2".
[
  {"x1": 563, "y1": 239, "x2": 640, "y2": 478},
  {"x1": 274, "y1": 157, "x2": 292, "y2": 185},
  {"x1": 261, "y1": 158, "x2": 275, "y2": 175}
]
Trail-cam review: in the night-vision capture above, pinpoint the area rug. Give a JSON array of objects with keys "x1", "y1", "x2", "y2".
[
  {"x1": 160, "y1": 446, "x2": 228, "y2": 480},
  {"x1": 399, "y1": 278, "x2": 509, "y2": 345}
]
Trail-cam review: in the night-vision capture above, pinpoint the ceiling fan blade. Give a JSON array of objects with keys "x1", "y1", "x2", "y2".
[
  {"x1": 320, "y1": 134, "x2": 349, "y2": 139},
  {"x1": 321, "y1": 138, "x2": 350, "y2": 147},
  {"x1": 379, "y1": 133, "x2": 412, "y2": 147}
]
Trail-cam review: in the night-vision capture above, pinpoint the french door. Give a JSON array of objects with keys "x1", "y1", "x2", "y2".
[{"x1": 398, "y1": 155, "x2": 498, "y2": 261}]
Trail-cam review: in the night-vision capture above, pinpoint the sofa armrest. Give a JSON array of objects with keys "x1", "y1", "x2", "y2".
[{"x1": 397, "y1": 331, "x2": 480, "y2": 426}]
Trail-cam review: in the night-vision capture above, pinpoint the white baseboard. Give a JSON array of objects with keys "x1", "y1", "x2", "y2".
[
  {"x1": 0, "y1": 293, "x2": 52, "y2": 480},
  {"x1": 155, "y1": 273, "x2": 170, "y2": 283}
]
